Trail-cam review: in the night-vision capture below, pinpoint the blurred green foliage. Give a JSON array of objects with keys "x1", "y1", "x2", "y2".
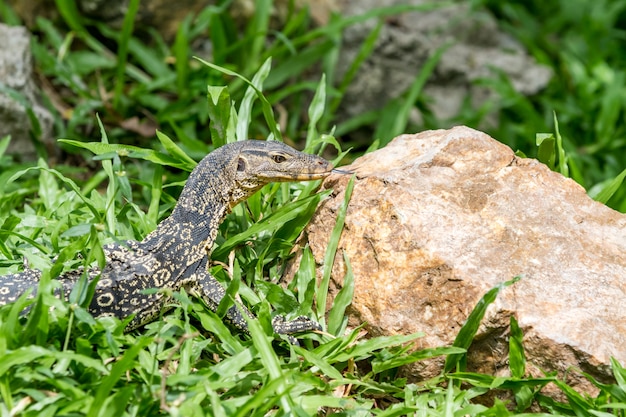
[
  {"x1": 1, "y1": 0, "x2": 624, "y2": 210},
  {"x1": 477, "y1": 0, "x2": 626, "y2": 211}
]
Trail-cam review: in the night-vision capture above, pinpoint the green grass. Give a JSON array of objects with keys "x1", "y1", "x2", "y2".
[{"x1": 0, "y1": 1, "x2": 625, "y2": 415}]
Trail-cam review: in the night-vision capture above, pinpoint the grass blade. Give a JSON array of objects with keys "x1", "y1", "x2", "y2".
[
  {"x1": 377, "y1": 42, "x2": 449, "y2": 145},
  {"x1": 331, "y1": 333, "x2": 424, "y2": 363},
  {"x1": 212, "y1": 193, "x2": 326, "y2": 259},
  {"x1": 207, "y1": 86, "x2": 232, "y2": 147},
  {"x1": 327, "y1": 19, "x2": 383, "y2": 122},
  {"x1": 589, "y1": 168, "x2": 626, "y2": 204},
  {"x1": 509, "y1": 315, "x2": 526, "y2": 378},
  {"x1": 305, "y1": 74, "x2": 326, "y2": 152},
  {"x1": 173, "y1": 14, "x2": 192, "y2": 96},
  {"x1": 244, "y1": 309, "x2": 294, "y2": 413},
  {"x1": 196, "y1": 57, "x2": 282, "y2": 141},
  {"x1": 327, "y1": 251, "x2": 354, "y2": 336},
  {"x1": 612, "y1": 357, "x2": 626, "y2": 394},
  {"x1": 113, "y1": 0, "x2": 140, "y2": 109},
  {"x1": 155, "y1": 131, "x2": 197, "y2": 167},
  {"x1": 373, "y1": 346, "x2": 465, "y2": 373},
  {"x1": 244, "y1": 0, "x2": 271, "y2": 72},
  {"x1": 59, "y1": 140, "x2": 196, "y2": 171},
  {"x1": 87, "y1": 337, "x2": 151, "y2": 417},
  {"x1": 316, "y1": 175, "x2": 354, "y2": 329},
  {"x1": 444, "y1": 276, "x2": 521, "y2": 373},
  {"x1": 553, "y1": 112, "x2": 569, "y2": 177},
  {"x1": 238, "y1": 58, "x2": 273, "y2": 141},
  {"x1": 0, "y1": 135, "x2": 10, "y2": 158}
]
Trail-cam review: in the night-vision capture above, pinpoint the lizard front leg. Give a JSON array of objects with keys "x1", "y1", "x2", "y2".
[{"x1": 184, "y1": 270, "x2": 322, "y2": 339}]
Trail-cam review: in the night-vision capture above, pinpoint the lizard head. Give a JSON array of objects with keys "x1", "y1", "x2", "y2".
[
  {"x1": 228, "y1": 140, "x2": 333, "y2": 204},
  {"x1": 172, "y1": 140, "x2": 342, "y2": 223}
]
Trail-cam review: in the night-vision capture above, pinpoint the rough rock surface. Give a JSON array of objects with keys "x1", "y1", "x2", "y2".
[
  {"x1": 291, "y1": 126, "x2": 626, "y2": 394},
  {"x1": 0, "y1": 24, "x2": 54, "y2": 158}
]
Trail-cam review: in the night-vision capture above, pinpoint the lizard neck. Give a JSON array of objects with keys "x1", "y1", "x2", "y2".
[{"x1": 139, "y1": 158, "x2": 237, "y2": 264}]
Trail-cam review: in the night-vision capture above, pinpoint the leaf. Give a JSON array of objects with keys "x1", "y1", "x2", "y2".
[
  {"x1": 173, "y1": 14, "x2": 192, "y2": 95},
  {"x1": 59, "y1": 139, "x2": 196, "y2": 171},
  {"x1": 155, "y1": 131, "x2": 197, "y2": 167},
  {"x1": 0, "y1": 345, "x2": 107, "y2": 376},
  {"x1": 192, "y1": 304, "x2": 245, "y2": 356},
  {"x1": 54, "y1": 0, "x2": 87, "y2": 36},
  {"x1": 554, "y1": 379, "x2": 594, "y2": 417},
  {"x1": 291, "y1": 245, "x2": 316, "y2": 311},
  {"x1": 589, "y1": 168, "x2": 626, "y2": 204},
  {"x1": 113, "y1": 0, "x2": 140, "y2": 109},
  {"x1": 305, "y1": 74, "x2": 326, "y2": 152},
  {"x1": 327, "y1": 251, "x2": 354, "y2": 336},
  {"x1": 0, "y1": 135, "x2": 10, "y2": 157},
  {"x1": 9, "y1": 166, "x2": 102, "y2": 221},
  {"x1": 316, "y1": 176, "x2": 354, "y2": 328},
  {"x1": 146, "y1": 164, "x2": 163, "y2": 226},
  {"x1": 37, "y1": 160, "x2": 60, "y2": 211},
  {"x1": 444, "y1": 276, "x2": 521, "y2": 373},
  {"x1": 553, "y1": 112, "x2": 569, "y2": 177},
  {"x1": 332, "y1": 333, "x2": 424, "y2": 363},
  {"x1": 87, "y1": 337, "x2": 151, "y2": 417},
  {"x1": 207, "y1": 86, "x2": 232, "y2": 147},
  {"x1": 244, "y1": 0, "x2": 271, "y2": 71},
  {"x1": 449, "y1": 372, "x2": 554, "y2": 390},
  {"x1": 509, "y1": 315, "x2": 526, "y2": 378},
  {"x1": 372, "y1": 346, "x2": 465, "y2": 373},
  {"x1": 66, "y1": 50, "x2": 116, "y2": 75},
  {"x1": 237, "y1": 58, "x2": 273, "y2": 142},
  {"x1": 536, "y1": 133, "x2": 556, "y2": 169},
  {"x1": 196, "y1": 57, "x2": 282, "y2": 141},
  {"x1": 95, "y1": 114, "x2": 121, "y2": 235},
  {"x1": 612, "y1": 357, "x2": 626, "y2": 394},
  {"x1": 243, "y1": 307, "x2": 295, "y2": 413},
  {"x1": 212, "y1": 193, "x2": 326, "y2": 259},
  {"x1": 216, "y1": 260, "x2": 240, "y2": 318},
  {"x1": 294, "y1": 349, "x2": 343, "y2": 381}
]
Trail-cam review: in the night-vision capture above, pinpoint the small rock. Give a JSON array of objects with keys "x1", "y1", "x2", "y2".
[
  {"x1": 335, "y1": 1, "x2": 552, "y2": 137},
  {"x1": 0, "y1": 23, "x2": 54, "y2": 158},
  {"x1": 289, "y1": 126, "x2": 626, "y2": 395}
]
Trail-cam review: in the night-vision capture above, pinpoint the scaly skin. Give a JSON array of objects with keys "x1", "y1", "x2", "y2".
[{"x1": 0, "y1": 140, "x2": 334, "y2": 337}]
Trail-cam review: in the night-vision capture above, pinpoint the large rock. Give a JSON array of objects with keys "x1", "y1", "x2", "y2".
[{"x1": 292, "y1": 126, "x2": 626, "y2": 394}]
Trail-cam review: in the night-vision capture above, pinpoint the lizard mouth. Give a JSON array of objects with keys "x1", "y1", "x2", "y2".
[
  {"x1": 270, "y1": 167, "x2": 354, "y2": 181},
  {"x1": 268, "y1": 170, "x2": 333, "y2": 181}
]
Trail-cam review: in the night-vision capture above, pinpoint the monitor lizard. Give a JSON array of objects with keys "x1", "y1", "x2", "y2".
[{"x1": 0, "y1": 140, "x2": 337, "y2": 339}]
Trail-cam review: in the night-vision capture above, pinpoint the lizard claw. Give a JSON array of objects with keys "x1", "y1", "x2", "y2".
[{"x1": 272, "y1": 315, "x2": 322, "y2": 345}]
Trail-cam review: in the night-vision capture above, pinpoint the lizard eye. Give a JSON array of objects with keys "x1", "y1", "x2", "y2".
[
  {"x1": 237, "y1": 157, "x2": 246, "y2": 171},
  {"x1": 272, "y1": 154, "x2": 287, "y2": 163}
]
